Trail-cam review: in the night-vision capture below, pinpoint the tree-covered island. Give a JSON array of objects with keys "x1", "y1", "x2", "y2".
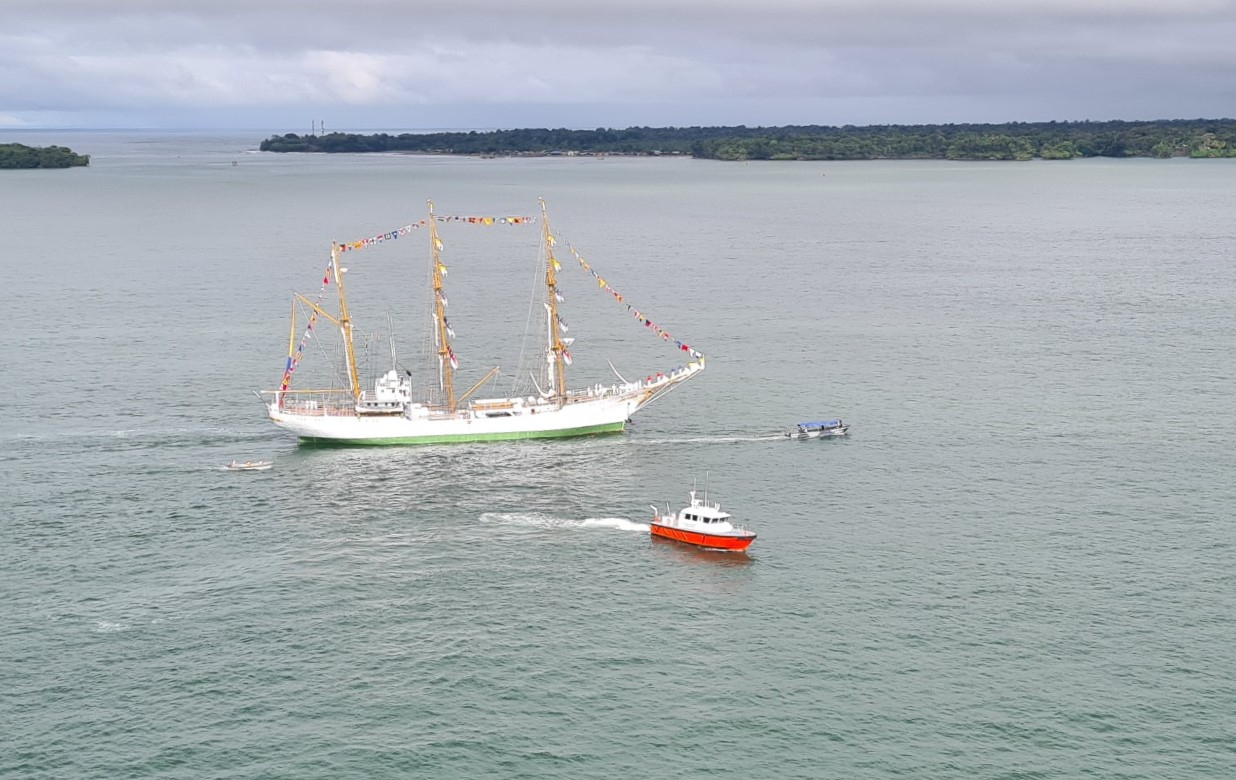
[
  {"x1": 0, "y1": 143, "x2": 90, "y2": 169},
  {"x1": 260, "y1": 119, "x2": 1236, "y2": 161}
]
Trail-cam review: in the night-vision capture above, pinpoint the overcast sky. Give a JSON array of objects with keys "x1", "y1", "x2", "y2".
[{"x1": 3, "y1": 0, "x2": 1235, "y2": 130}]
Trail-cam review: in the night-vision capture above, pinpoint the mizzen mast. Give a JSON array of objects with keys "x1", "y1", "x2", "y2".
[
  {"x1": 427, "y1": 200, "x2": 456, "y2": 411},
  {"x1": 540, "y1": 198, "x2": 568, "y2": 401}
]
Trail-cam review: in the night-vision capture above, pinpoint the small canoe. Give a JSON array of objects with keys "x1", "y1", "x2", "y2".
[{"x1": 226, "y1": 460, "x2": 273, "y2": 471}]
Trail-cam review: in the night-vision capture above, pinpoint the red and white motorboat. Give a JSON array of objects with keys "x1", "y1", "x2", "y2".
[{"x1": 649, "y1": 489, "x2": 756, "y2": 551}]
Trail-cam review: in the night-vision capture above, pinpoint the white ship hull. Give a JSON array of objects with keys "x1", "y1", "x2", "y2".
[
  {"x1": 270, "y1": 395, "x2": 630, "y2": 445},
  {"x1": 268, "y1": 362, "x2": 702, "y2": 445}
]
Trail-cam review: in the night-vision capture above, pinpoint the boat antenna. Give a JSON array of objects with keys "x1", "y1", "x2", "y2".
[{"x1": 387, "y1": 314, "x2": 398, "y2": 369}]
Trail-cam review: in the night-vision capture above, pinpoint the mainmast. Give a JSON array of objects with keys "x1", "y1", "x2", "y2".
[
  {"x1": 331, "y1": 243, "x2": 361, "y2": 400},
  {"x1": 541, "y1": 198, "x2": 567, "y2": 401},
  {"x1": 427, "y1": 200, "x2": 456, "y2": 411}
]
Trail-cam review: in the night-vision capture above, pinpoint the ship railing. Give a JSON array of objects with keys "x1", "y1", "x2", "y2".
[
  {"x1": 426, "y1": 408, "x2": 473, "y2": 421},
  {"x1": 563, "y1": 378, "x2": 649, "y2": 402},
  {"x1": 263, "y1": 389, "x2": 358, "y2": 417}
]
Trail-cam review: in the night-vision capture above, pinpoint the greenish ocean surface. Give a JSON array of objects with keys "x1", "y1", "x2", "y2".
[{"x1": 2, "y1": 131, "x2": 1234, "y2": 778}]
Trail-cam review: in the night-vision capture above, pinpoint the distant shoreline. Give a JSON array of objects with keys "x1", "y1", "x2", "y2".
[{"x1": 259, "y1": 119, "x2": 1236, "y2": 161}]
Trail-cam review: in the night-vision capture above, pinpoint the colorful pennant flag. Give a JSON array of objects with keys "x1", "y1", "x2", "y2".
[
  {"x1": 279, "y1": 262, "x2": 333, "y2": 393},
  {"x1": 553, "y1": 232, "x2": 704, "y2": 360},
  {"x1": 338, "y1": 215, "x2": 535, "y2": 253}
]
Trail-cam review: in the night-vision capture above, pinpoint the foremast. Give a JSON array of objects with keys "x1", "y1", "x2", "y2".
[
  {"x1": 540, "y1": 198, "x2": 568, "y2": 402},
  {"x1": 331, "y1": 242, "x2": 362, "y2": 400},
  {"x1": 277, "y1": 245, "x2": 360, "y2": 404},
  {"x1": 427, "y1": 200, "x2": 457, "y2": 412}
]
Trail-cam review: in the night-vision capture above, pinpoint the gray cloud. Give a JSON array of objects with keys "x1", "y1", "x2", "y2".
[{"x1": 3, "y1": 0, "x2": 1235, "y2": 128}]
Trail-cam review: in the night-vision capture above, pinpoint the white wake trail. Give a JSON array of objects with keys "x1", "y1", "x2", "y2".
[{"x1": 479, "y1": 512, "x2": 649, "y2": 533}]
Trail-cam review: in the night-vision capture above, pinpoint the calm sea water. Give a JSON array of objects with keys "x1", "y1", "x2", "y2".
[{"x1": 3, "y1": 130, "x2": 1234, "y2": 778}]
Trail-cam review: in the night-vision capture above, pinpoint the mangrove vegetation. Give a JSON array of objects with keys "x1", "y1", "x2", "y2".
[
  {"x1": 259, "y1": 119, "x2": 1236, "y2": 161},
  {"x1": 0, "y1": 143, "x2": 91, "y2": 169}
]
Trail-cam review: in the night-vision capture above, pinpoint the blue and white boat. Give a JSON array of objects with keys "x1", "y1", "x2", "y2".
[{"x1": 785, "y1": 419, "x2": 848, "y2": 439}]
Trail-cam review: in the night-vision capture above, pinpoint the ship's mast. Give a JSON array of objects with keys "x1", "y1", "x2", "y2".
[
  {"x1": 331, "y1": 243, "x2": 361, "y2": 400},
  {"x1": 428, "y1": 200, "x2": 456, "y2": 411},
  {"x1": 541, "y1": 198, "x2": 567, "y2": 401},
  {"x1": 286, "y1": 298, "x2": 298, "y2": 361}
]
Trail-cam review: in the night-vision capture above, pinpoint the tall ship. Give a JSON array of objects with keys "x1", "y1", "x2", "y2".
[{"x1": 261, "y1": 200, "x2": 705, "y2": 445}]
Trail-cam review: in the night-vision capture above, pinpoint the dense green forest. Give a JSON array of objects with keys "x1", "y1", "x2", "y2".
[
  {"x1": 260, "y1": 119, "x2": 1236, "y2": 161},
  {"x1": 0, "y1": 143, "x2": 90, "y2": 169}
]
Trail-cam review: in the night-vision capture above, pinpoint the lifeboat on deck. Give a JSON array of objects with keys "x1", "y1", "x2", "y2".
[{"x1": 649, "y1": 489, "x2": 756, "y2": 551}]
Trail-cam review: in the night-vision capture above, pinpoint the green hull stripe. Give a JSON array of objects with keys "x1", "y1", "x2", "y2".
[{"x1": 298, "y1": 420, "x2": 626, "y2": 446}]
